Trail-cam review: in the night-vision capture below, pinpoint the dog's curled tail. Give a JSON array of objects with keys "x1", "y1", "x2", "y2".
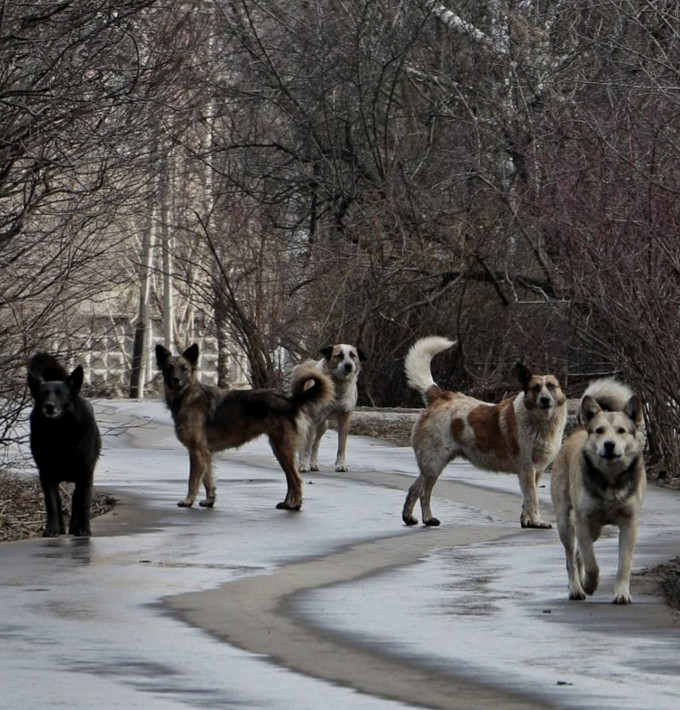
[
  {"x1": 290, "y1": 364, "x2": 335, "y2": 410},
  {"x1": 404, "y1": 336, "x2": 456, "y2": 404},
  {"x1": 581, "y1": 377, "x2": 634, "y2": 411},
  {"x1": 27, "y1": 352, "x2": 68, "y2": 383}
]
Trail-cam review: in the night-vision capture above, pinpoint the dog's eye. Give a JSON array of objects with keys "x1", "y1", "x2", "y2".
[
  {"x1": 595, "y1": 427, "x2": 605, "y2": 435},
  {"x1": 617, "y1": 427, "x2": 627, "y2": 435},
  {"x1": 546, "y1": 382, "x2": 555, "y2": 391},
  {"x1": 532, "y1": 384, "x2": 541, "y2": 392}
]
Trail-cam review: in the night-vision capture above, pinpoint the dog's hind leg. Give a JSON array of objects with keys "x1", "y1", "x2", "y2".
[
  {"x1": 309, "y1": 419, "x2": 327, "y2": 472},
  {"x1": 612, "y1": 520, "x2": 638, "y2": 604},
  {"x1": 298, "y1": 423, "x2": 314, "y2": 472},
  {"x1": 419, "y1": 475, "x2": 441, "y2": 526},
  {"x1": 403, "y1": 448, "x2": 449, "y2": 526},
  {"x1": 270, "y1": 435, "x2": 303, "y2": 510},
  {"x1": 334, "y1": 411, "x2": 351, "y2": 472},
  {"x1": 199, "y1": 459, "x2": 216, "y2": 508},
  {"x1": 402, "y1": 474, "x2": 424, "y2": 525}
]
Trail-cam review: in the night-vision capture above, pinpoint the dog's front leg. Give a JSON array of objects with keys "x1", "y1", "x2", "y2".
[
  {"x1": 612, "y1": 519, "x2": 638, "y2": 604},
  {"x1": 555, "y1": 511, "x2": 586, "y2": 600},
  {"x1": 180, "y1": 446, "x2": 209, "y2": 507},
  {"x1": 69, "y1": 477, "x2": 93, "y2": 536},
  {"x1": 334, "y1": 411, "x2": 351, "y2": 472},
  {"x1": 575, "y1": 518, "x2": 600, "y2": 596},
  {"x1": 518, "y1": 466, "x2": 551, "y2": 528},
  {"x1": 40, "y1": 477, "x2": 64, "y2": 537}
]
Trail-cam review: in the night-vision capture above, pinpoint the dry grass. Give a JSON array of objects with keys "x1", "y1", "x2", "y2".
[{"x1": 0, "y1": 472, "x2": 117, "y2": 542}]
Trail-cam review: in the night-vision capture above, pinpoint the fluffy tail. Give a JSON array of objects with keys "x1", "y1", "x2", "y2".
[
  {"x1": 27, "y1": 352, "x2": 68, "y2": 381},
  {"x1": 404, "y1": 336, "x2": 456, "y2": 403},
  {"x1": 581, "y1": 378, "x2": 634, "y2": 411},
  {"x1": 578, "y1": 377, "x2": 636, "y2": 425},
  {"x1": 290, "y1": 364, "x2": 335, "y2": 411}
]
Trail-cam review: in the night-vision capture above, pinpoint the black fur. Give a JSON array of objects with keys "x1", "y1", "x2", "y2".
[{"x1": 27, "y1": 353, "x2": 101, "y2": 537}]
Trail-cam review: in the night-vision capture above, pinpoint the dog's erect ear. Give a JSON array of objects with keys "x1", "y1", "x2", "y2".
[
  {"x1": 156, "y1": 344, "x2": 171, "y2": 369},
  {"x1": 27, "y1": 371, "x2": 43, "y2": 398},
  {"x1": 580, "y1": 395, "x2": 602, "y2": 425},
  {"x1": 183, "y1": 343, "x2": 199, "y2": 367},
  {"x1": 320, "y1": 345, "x2": 334, "y2": 360},
  {"x1": 556, "y1": 365, "x2": 568, "y2": 388},
  {"x1": 357, "y1": 348, "x2": 367, "y2": 362},
  {"x1": 515, "y1": 362, "x2": 532, "y2": 390},
  {"x1": 624, "y1": 394, "x2": 643, "y2": 428},
  {"x1": 67, "y1": 365, "x2": 84, "y2": 396}
]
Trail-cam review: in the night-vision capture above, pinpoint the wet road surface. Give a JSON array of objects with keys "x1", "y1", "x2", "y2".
[{"x1": 1, "y1": 400, "x2": 679, "y2": 709}]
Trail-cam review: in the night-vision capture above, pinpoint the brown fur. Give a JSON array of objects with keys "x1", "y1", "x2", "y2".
[
  {"x1": 156, "y1": 343, "x2": 334, "y2": 510},
  {"x1": 402, "y1": 336, "x2": 567, "y2": 528}
]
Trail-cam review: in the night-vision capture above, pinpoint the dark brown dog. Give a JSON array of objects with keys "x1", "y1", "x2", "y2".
[{"x1": 156, "y1": 343, "x2": 334, "y2": 510}]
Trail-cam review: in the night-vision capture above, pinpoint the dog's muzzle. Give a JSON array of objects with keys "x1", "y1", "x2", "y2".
[
  {"x1": 334, "y1": 362, "x2": 356, "y2": 379},
  {"x1": 42, "y1": 403, "x2": 60, "y2": 418},
  {"x1": 601, "y1": 440, "x2": 621, "y2": 459}
]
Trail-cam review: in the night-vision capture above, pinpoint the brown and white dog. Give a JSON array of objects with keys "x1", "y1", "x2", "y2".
[
  {"x1": 291, "y1": 343, "x2": 366, "y2": 472},
  {"x1": 402, "y1": 336, "x2": 567, "y2": 528},
  {"x1": 551, "y1": 379, "x2": 646, "y2": 604}
]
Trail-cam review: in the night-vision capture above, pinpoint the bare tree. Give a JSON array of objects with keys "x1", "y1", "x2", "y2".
[{"x1": 0, "y1": 0, "x2": 203, "y2": 444}]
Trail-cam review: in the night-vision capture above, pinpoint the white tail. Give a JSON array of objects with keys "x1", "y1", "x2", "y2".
[
  {"x1": 404, "y1": 336, "x2": 456, "y2": 396},
  {"x1": 582, "y1": 378, "x2": 634, "y2": 411}
]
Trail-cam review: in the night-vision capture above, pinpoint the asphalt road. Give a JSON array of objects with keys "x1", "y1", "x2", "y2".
[{"x1": 1, "y1": 400, "x2": 679, "y2": 709}]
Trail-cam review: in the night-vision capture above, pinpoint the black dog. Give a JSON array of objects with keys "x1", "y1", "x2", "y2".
[{"x1": 27, "y1": 353, "x2": 101, "y2": 537}]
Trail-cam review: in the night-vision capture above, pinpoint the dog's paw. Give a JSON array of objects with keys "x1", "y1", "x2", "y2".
[
  {"x1": 335, "y1": 464, "x2": 348, "y2": 472},
  {"x1": 403, "y1": 515, "x2": 419, "y2": 526},
  {"x1": 583, "y1": 572, "x2": 599, "y2": 596},
  {"x1": 69, "y1": 525, "x2": 91, "y2": 537},
  {"x1": 177, "y1": 499, "x2": 194, "y2": 508},
  {"x1": 568, "y1": 586, "x2": 586, "y2": 601},
  {"x1": 42, "y1": 527, "x2": 61, "y2": 538},
  {"x1": 199, "y1": 498, "x2": 215, "y2": 508},
  {"x1": 521, "y1": 518, "x2": 552, "y2": 529},
  {"x1": 612, "y1": 592, "x2": 632, "y2": 605},
  {"x1": 276, "y1": 500, "x2": 302, "y2": 511},
  {"x1": 424, "y1": 517, "x2": 441, "y2": 527}
]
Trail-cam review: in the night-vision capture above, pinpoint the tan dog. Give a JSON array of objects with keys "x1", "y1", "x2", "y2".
[
  {"x1": 156, "y1": 343, "x2": 333, "y2": 511},
  {"x1": 291, "y1": 343, "x2": 366, "y2": 472},
  {"x1": 402, "y1": 336, "x2": 566, "y2": 528},
  {"x1": 551, "y1": 379, "x2": 645, "y2": 604}
]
